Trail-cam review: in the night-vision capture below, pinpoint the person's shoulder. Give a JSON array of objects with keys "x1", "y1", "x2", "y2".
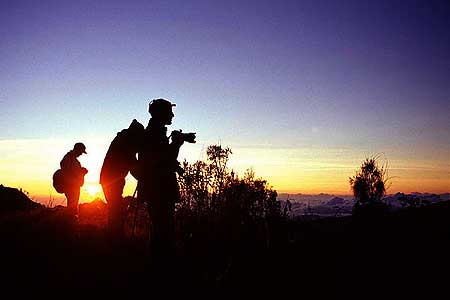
[
  {"x1": 115, "y1": 129, "x2": 133, "y2": 143},
  {"x1": 61, "y1": 150, "x2": 72, "y2": 159},
  {"x1": 116, "y1": 129, "x2": 127, "y2": 138},
  {"x1": 60, "y1": 151, "x2": 73, "y2": 166}
]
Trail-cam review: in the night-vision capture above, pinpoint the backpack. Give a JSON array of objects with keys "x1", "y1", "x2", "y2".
[{"x1": 52, "y1": 169, "x2": 66, "y2": 194}]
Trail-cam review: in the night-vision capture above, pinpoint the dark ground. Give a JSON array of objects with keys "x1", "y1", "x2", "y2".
[{"x1": 1, "y1": 199, "x2": 450, "y2": 298}]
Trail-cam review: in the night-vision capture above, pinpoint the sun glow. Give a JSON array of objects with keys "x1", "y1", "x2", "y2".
[{"x1": 85, "y1": 184, "x2": 101, "y2": 196}]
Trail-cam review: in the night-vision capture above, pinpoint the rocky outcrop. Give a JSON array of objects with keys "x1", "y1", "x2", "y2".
[{"x1": 0, "y1": 185, "x2": 42, "y2": 215}]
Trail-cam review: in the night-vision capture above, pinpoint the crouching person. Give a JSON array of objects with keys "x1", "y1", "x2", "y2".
[{"x1": 100, "y1": 119, "x2": 145, "y2": 243}]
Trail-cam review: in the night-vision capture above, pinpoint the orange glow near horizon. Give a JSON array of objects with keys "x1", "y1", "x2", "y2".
[{"x1": 0, "y1": 139, "x2": 448, "y2": 207}]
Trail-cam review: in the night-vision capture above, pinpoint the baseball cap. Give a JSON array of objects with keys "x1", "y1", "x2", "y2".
[
  {"x1": 148, "y1": 98, "x2": 176, "y2": 115},
  {"x1": 73, "y1": 142, "x2": 87, "y2": 154}
]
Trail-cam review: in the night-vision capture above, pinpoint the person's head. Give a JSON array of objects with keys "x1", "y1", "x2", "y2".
[
  {"x1": 148, "y1": 98, "x2": 175, "y2": 125},
  {"x1": 73, "y1": 142, "x2": 87, "y2": 156}
]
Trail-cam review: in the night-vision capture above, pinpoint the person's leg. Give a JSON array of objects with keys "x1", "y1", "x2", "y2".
[
  {"x1": 103, "y1": 182, "x2": 125, "y2": 241},
  {"x1": 65, "y1": 188, "x2": 80, "y2": 218},
  {"x1": 103, "y1": 184, "x2": 113, "y2": 235},
  {"x1": 149, "y1": 199, "x2": 176, "y2": 258}
]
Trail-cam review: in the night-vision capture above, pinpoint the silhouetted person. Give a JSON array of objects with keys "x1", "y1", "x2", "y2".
[
  {"x1": 138, "y1": 98, "x2": 192, "y2": 266},
  {"x1": 60, "y1": 142, "x2": 88, "y2": 220},
  {"x1": 100, "y1": 119, "x2": 145, "y2": 242}
]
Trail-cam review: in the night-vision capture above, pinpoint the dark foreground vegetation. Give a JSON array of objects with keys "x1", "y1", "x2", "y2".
[
  {"x1": 1, "y1": 188, "x2": 450, "y2": 297},
  {"x1": 1, "y1": 149, "x2": 449, "y2": 297}
]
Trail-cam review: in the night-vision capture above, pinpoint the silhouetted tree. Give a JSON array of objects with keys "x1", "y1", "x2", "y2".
[
  {"x1": 176, "y1": 144, "x2": 289, "y2": 251},
  {"x1": 177, "y1": 144, "x2": 285, "y2": 220},
  {"x1": 349, "y1": 155, "x2": 390, "y2": 216},
  {"x1": 207, "y1": 145, "x2": 232, "y2": 196}
]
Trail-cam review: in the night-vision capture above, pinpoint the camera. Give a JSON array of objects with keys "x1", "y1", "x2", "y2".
[{"x1": 171, "y1": 130, "x2": 196, "y2": 143}]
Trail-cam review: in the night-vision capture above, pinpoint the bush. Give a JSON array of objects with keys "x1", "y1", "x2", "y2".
[
  {"x1": 175, "y1": 144, "x2": 289, "y2": 249},
  {"x1": 349, "y1": 155, "x2": 390, "y2": 217}
]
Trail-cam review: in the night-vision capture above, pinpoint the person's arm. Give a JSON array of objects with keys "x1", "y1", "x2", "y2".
[
  {"x1": 168, "y1": 133, "x2": 185, "y2": 174},
  {"x1": 169, "y1": 131, "x2": 184, "y2": 161},
  {"x1": 61, "y1": 155, "x2": 87, "y2": 176},
  {"x1": 129, "y1": 154, "x2": 141, "y2": 180},
  {"x1": 60, "y1": 154, "x2": 74, "y2": 172}
]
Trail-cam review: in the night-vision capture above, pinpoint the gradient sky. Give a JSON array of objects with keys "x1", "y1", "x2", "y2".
[{"x1": 1, "y1": 0, "x2": 449, "y2": 205}]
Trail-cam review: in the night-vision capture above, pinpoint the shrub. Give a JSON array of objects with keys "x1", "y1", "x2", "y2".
[
  {"x1": 176, "y1": 144, "x2": 289, "y2": 249},
  {"x1": 349, "y1": 155, "x2": 391, "y2": 216}
]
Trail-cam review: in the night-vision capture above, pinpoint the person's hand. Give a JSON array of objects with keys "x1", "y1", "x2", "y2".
[{"x1": 171, "y1": 130, "x2": 185, "y2": 146}]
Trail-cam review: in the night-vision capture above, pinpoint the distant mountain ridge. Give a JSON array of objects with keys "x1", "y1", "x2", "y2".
[{"x1": 278, "y1": 192, "x2": 450, "y2": 217}]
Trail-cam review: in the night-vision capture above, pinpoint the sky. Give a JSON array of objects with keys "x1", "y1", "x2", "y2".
[{"x1": 1, "y1": 0, "x2": 449, "y2": 205}]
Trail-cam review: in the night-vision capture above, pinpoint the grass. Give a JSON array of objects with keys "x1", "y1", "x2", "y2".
[{"x1": 1, "y1": 199, "x2": 450, "y2": 297}]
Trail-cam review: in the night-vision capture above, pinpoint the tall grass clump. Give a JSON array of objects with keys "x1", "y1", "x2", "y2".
[{"x1": 349, "y1": 155, "x2": 391, "y2": 217}]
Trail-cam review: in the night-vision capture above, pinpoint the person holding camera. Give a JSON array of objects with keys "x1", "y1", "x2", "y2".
[{"x1": 138, "y1": 98, "x2": 195, "y2": 267}]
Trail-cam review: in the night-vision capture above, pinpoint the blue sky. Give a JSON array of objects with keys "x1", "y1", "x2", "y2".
[{"x1": 1, "y1": 0, "x2": 449, "y2": 200}]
